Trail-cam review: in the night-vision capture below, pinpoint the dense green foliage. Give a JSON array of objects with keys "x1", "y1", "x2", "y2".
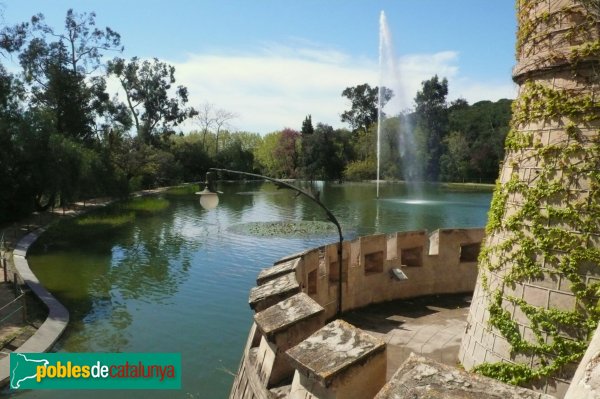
[
  {"x1": 0, "y1": 9, "x2": 512, "y2": 224},
  {"x1": 341, "y1": 83, "x2": 393, "y2": 134}
]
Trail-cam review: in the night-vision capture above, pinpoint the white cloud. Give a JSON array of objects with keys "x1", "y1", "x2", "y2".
[
  {"x1": 170, "y1": 46, "x2": 375, "y2": 134},
  {"x1": 155, "y1": 43, "x2": 514, "y2": 134},
  {"x1": 450, "y1": 78, "x2": 517, "y2": 105}
]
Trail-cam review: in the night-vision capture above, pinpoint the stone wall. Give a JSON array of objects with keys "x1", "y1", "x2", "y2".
[
  {"x1": 229, "y1": 228, "x2": 484, "y2": 399},
  {"x1": 292, "y1": 228, "x2": 484, "y2": 320}
]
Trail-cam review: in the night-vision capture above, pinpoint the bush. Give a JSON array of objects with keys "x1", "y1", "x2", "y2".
[{"x1": 343, "y1": 159, "x2": 376, "y2": 181}]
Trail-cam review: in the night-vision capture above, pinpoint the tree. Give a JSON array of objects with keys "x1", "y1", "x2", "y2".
[
  {"x1": 301, "y1": 123, "x2": 344, "y2": 181},
  {"x1": 343, "y1": 158, "x2": 376, "y2": 181},
  {"x1": 107, "y1": 57, "x2": 196, "y2": 144},
  {"x1": 0, "y1": 64, "x2": 32, "y2": 220},
  {"x1": 254, "y1": 131, "x2": 283, "y2": 176},
  {"x1": 439, "y1": 131, "x2": 471, "y2": 181},
  {"x1": 226, "y1": 131, "x2": 261, "y2": 152},
  {"x1": 273, "y1": 128, "x2": 300, "y2": 178},
  {"x1": 109, "y1": 134, "x2": 161, "y2": 186},
  {"x1": 213, "y1": 108, "x2": 237, "y2": 154},
  {"x1": 195, "y1": 102, "x2": 215, "y2": 150},
  {"x1": 379, "y1": 117, "x2": 402, "y2": 180},
  {"x1": 30, "y1": 10, "x2": 122, "y2": 75},
  {"x1": 22, "y1": 41, "x2": 96, "y2": 141},
  {"x1": 333, "y1": 128, "x2": 354, "y2": 170},
  {"x1": 352, "y1": 123, "x2": 376, "y2": 162},
  {"x1": 343, "y1": 124, "x2": 376, "y2": 180},
  {"x1": 193, "y1": 103, "x2": 237, "y2": 153},
  {"x1": 301, "y1": 114, "x2": 314, "y2": 135},
  {"x1": 0, "y1": 19, "x2": 28, "y2": 55},
  {"x1": 169, "y1": 133, "x2": 210, "y2": 183},
  {"x1": 215, "y1": 139, "x2": 254, "y2": 173},
  {"x1": 17, "y1": 9, "x2": 122, "y2": 143},
  {"x1": 2, "y1": 9, "x2": 128, "y2": 210},
  {"x1": 341, "y1": 83, "x2": 393, "y2": 134},
  {"x1": 445, "y1": 99, "x2": 512, "y2": 181},
  {"x1": 414, "y1": 75, "x2": 449, "y2": 181}
]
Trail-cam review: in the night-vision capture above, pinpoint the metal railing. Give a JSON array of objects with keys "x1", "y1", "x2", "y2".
[
  {"x1": 0, "y1": 290, "x2": 26, "y2": 326},
  {"x1": 0, "y1": 255, "x2": 28, "y2": 331}
]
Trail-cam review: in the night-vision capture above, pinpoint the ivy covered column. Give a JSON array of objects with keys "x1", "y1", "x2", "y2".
[{"x1": 459, "y1": 0, "x2": 600, "y2": 397}]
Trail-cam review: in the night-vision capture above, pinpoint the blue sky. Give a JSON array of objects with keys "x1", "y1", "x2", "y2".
[{"x1": 2, "y1": 1, "x2": 518, "y2": 134}]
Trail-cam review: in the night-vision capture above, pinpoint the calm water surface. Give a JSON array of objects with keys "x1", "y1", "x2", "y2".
[{"x1": 18, "y1": 182, "x2": 492, "y2": 399}]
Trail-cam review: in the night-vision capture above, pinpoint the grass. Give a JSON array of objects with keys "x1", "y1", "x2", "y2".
[
  {"x1": 165, "y1": 184, "x2": 198, "y2": 196},
  {"x1": 27, "y1": 195, "x2": 172, "y2": 254},
  {"x1": 440, "y1": 182, "x2": 495, "y2": 191},
  {"x1": 122, "y1": 197, "x2": 170, "y2": 212},
  {"x1": 37, "y1": 211, "x2": 136, "y2": 245},
  {"x1": 77, "y1": 212, "x2": 136, "y2": 227}
]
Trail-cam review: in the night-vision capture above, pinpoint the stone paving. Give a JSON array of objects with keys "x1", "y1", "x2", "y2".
[{"x1": 342, "y1": 293, "x2": 471, "y2": 380}]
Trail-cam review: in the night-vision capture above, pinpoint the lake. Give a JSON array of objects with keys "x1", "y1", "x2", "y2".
[{"x1": 19, "y1": 181, "x2": 492, "y2": 399}]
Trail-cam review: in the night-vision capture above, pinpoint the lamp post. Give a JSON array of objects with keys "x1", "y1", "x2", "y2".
[
  {"x1": 195, "y1": 171, "x2": 220, "y2": 210},
  {"x1": 197, "y1": 168, "x2": 345, "y2": 316}
]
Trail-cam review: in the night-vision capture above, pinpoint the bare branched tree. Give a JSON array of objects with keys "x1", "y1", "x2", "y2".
[
  {"x1": 214, "y1": 108, "x2": 238, "y2": 153},
  {"x1": 195, "y1": 102, "x2": 215, "y2": 150},
  {"x1": 194, "y1": 102, "x2": 238, "y2": 153}
]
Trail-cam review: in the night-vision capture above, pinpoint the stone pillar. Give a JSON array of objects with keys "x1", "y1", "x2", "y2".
[
  {"x1": 460, "y1": 1, "x2": 600, "y2": 398},
  {"x1": 253, "y1": 293, "x2": 325, "y2": 387},
  {"x1": 286, "y1": 320, "x2": 386, "y2": 399},
  {"x1": 249, "y1": 272, "x2": 300, "y2": 312}
]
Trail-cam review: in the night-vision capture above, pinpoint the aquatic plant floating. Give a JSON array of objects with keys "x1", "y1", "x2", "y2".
[{"x1": 228, "y1": 221, "x2": 339, "y2": 238}]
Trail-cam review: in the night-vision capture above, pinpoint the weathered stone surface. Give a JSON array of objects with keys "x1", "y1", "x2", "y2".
[
  {"x1": 256, "y1": 258, "x2": 299, "y2": 285},
  {"x1": 254, "y1": 293, "x2": 324, "y2": 338},
  {"x1": 276, "y1": 250, "x2": 308, "y2": 264},
  {"x1": 249, "y1": 272, "x2": 299, "y2": 311},
  {"x1": 286, "y1": 319, "x2": 385, "y2": 384},
  {"x1": 566, "y1": 323, "x2": 600, "y2": 399},
  {"x1": 375, "y1": 353, "x2": 555, "y2": 399}
]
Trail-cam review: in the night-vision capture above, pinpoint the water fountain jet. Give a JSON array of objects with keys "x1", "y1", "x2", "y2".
[{"x1": 377, "y1": 11, "x2": 422, "y2": 198}]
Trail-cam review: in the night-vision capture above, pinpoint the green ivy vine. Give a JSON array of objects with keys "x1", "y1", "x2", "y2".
[
  {"x1": 515, "y1": 0, "x2": 599, "y2": 60},
  {"x1": 473, "y1": 0, "x2": 600, "y2": 386}
]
